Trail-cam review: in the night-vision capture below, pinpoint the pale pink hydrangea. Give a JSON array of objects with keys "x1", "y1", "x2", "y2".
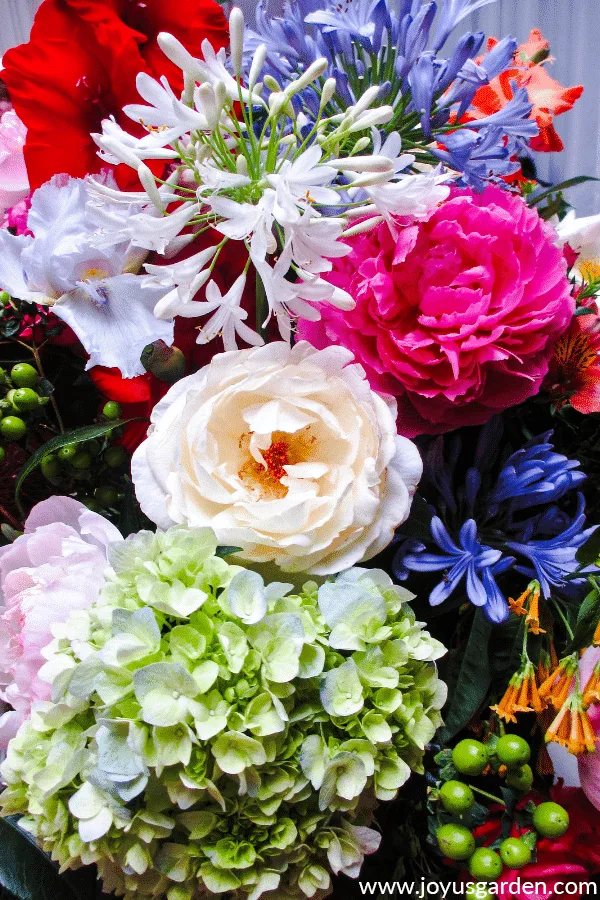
[
  {"x1": 299, "y1": 186, "x2": 574, "y2": 437},
  {"x1": 0, "y1": 109, "x2": 29, "y2": 214},
  {"x1": 0, "y1": 497, "x2": 121, "y2": 747}
]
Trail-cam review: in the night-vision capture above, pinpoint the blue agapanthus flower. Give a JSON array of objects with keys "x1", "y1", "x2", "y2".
[
  {"x1": 396, "y1": 421, "x2": 596, "y2": 623},
  {"x1": 402, "y1": 518, "x2": 514, "y2": 621},
  {"x1": 243, "y1": 0, "x2": 535, "y2": 188}
]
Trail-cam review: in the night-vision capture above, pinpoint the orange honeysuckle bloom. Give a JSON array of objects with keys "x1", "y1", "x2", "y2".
[
  {"x1": 539, "y1": 654, "x2": 580, "y2": 710},
  {"x1": 508, "y1": 582, "x2": 545, "y2": 634},
  {"x1": 546, "y1": 693, "x2": 597, "y2": 755},
  {"x1": 491, "y1": 661, "x2": 545, "y2": 722},
  {"x1": 536, "y1": 650, "x2": 552, "y2": 687},
  {"x1": 582, "y1": 661, "x2": 600, "y2": 708},
  {"x1": 469, "y1": 32, "x2": 583, "y2": 153},
  {"x1": 546, "y1": 313, "x2": 600, "y2": 415}
]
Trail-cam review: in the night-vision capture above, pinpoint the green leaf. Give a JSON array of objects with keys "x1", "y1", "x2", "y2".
[
  {"x1": 439, "y1": 610, "x2": 492, "y2": 743},
  {"x1": 575, "y1": 528, "x2": 600, "y2": 567},
  {"x1": 527, "y1": 176, "x2": 600, "y2": 207},
  {"x1": 118, "y1": 479, "x2": 153, "y2": 538},
  {"x1": 0, "y1": 816, "x2": 96, "y2": 900},
  {"x1": 215, "y1": 546, "x2": 243, "y2": 558},
  {"x1": 15, "y1": 420, "x2": 139, "y2": 504},
  {"x1": 571, "y1": 587, "x2": 600, "y2": 652},
  {"x1": 399, "y1": 494, "x2": 433, "y2": 542}
]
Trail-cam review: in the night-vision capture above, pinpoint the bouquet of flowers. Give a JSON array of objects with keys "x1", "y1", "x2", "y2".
[{"x1": 0, "y1": 0, "x2": 598, "y2": 898}]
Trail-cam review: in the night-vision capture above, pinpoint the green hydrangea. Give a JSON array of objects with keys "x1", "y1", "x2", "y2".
[{"x1": 0, "y1": 526, "x2": 446, "y2": 900}]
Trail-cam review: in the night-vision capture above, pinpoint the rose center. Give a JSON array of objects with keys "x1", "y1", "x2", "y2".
[{"x1": 237, "y1": 428, "x2": 316, "y2": 498}]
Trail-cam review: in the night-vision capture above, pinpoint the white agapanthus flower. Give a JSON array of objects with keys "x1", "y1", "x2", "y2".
[
  {"x1": 89, "y1": 6, "x2": 452, "y2": 350},
  {"x1": 0, "y1": 175, "x2": 174, "y2": 378}
]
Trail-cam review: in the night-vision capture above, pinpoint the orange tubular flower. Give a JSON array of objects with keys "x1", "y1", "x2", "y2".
[
  {"x1": 582, "y1": 661, "x2": 600, "y2": 708},
  {"x1": 491, "y1": 661, "x2": 545, "y2": 722},
  {"x1": 509, "y1": 582, "x2": 545, "y2": 634},
  {"x1": 539, "y1": 655, "x2": 580, "y2": 710},
  {"x1": 594, "y1": 618, "x2": 600, "y2": 647},
  {"x1": 536, "y1": 649, "x2": 552, "y2": 687},
  {"x1": 546, "y1": 693, "x2": 597, "y2": 755}
]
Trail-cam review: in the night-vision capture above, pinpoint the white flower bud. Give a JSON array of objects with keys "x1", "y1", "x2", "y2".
[
  {"x1": 249, "y1": 44, "x2": 268, "y2": 90},
  {"x1": 350, "y1": 85, "x2": 381, "y2": 118},
  {"x1": 329, "y1": 155, "x2": 394, "y2": 173},
  {"x1": 229, "y1": 7, "x2": 245, "y2": 77},
  {"x1": 348, "y1": 106, "x2": 394, "y2": 132},
  {"x1": 197, "y1": 83, "x2": 219, "y2": 130},
  {"x1": 320, "y1": 77, "x2": 337, "y2": 108},
  {"x1": 264, "y1": 74, "x2": 281, "y2": 93},
  {"x1": 283, "y1": 58, "x2": 328, "y2": 98},
  {"x1": 137, "y1": 163, "x2": 165, "y2": 213},
  {"x1": 350, "y1": 136, "x2": 371, "y2": 154},
  {"x1": 341, "y1": 216, "x2": 385, "y2": 238},
  {"x1": 345, "y1": 169, "x2": 395, "y2": 188},
  {"x1": 157, "y1": 33, "x2": 203, "y2": 81}
]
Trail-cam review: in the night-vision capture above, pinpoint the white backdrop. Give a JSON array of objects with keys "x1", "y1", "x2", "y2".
[{"x1": 1, "y1": 0, "x2": 598, "y2": 213}]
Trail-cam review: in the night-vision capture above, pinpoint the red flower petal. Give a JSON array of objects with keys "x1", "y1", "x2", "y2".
[{"x1": 1, "y1": 0, "x2": 228, "y2": 189}]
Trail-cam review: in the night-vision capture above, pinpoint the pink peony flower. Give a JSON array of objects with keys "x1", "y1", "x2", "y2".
[
  {"x1": 0, "y1": 109, "x2": 29, "y2": 214},
  {"x1": 299, "y1": 187, "x2": 574, "y2": 437},
  {"x1": 0, "y1": 496, "x2": 121, "y2": 748}
]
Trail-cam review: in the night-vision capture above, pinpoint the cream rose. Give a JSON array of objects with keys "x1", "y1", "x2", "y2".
[{"x1": 131, "y1": 341, "x2": 422, "y2": 574}]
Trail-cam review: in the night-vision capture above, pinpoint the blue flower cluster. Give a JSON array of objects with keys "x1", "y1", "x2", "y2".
[
  {"x1": 244, "y1": 0, "x2": 538, "y2": 188},
  {"x1": 396, "y1": 423, "x2": 596, "y2": 623}
]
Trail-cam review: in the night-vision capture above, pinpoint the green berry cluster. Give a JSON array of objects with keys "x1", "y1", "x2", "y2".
[
  {"x1": 434, "y1": 736, "x2": 569, "y2": 884},
  {"x1": 40, "y1": 402, "x2": 129, "y2": 512},
  {"x1": 0, "y1": 363, "x2": 49, "y2": 461}
]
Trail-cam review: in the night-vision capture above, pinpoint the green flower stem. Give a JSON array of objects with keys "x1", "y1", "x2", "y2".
[{"x1": 468, "y1": 785, "x2": 506, "y2": 807}]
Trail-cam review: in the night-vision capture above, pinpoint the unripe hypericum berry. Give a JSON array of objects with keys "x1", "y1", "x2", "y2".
[
  {"x1": 532, "y1": 802, "x2": 569, "y2": 838},
  {"x1": 0, "y1": 291, "x2": 11, "y2": 305},
  {"x1": 10, "y1": 363, "x2": 38, "y2": 388},
  {"x1": 80, "y1": 496, "x2": 101, "y2": 513},
  {"x1": 0, "y1": 416, "x2": 27, "y2": 441},
  {"x1": 436, "y1": 824, "x2": 475, "y2": 861},
  {"x1": 104, "y1": 446, "x2": 127, "y2": 468},
  {"x1": 41, "y1": 455, "x2": 61, "y2": 480},
  {"x1": 12, "y1": 388, "x2": 40, "y2": 412},
  {"x1": 58, "y1": 444, "x2": 78, "y2": 462},
  {"x1": 103, "y1": 401, "x2": 122, "y2": 420},
  {"x1": 505, "y1": 764, "x2": 533, "y2": 792},
  {"x1": 95, "y1": 485, "x2": 120, "y2": 508},
  {"x1": 71, "y1": 451, "x2": 92, "y2": 471},
  {"x1": 499, "y1": 837, "x2": 532, "y2": 869},
  {"x1": 468, "y1": 847, "x2": 503, "y2": 881},
  {"x1": 452, "y1": 739, "x2": 489, "y2": 776},
  {"x1": 496, "y1": 735, "x2": 531, "y2": 768},
  {"x1": 439, "y1": 780, "x2": 475, "y2": 815}
]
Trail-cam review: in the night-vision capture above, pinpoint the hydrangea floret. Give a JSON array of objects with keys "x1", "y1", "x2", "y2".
[{"x1": 0, "y1": 525, "x2": 446, "y2": 900}]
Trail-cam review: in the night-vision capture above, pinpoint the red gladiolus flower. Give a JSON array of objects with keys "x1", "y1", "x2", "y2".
[
  {"x1": 1, "y1": 0, "x2": 229, "y2": 189},
  {"x1": 469, "y1": 31, "x2": 583, "y2": 153}
]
